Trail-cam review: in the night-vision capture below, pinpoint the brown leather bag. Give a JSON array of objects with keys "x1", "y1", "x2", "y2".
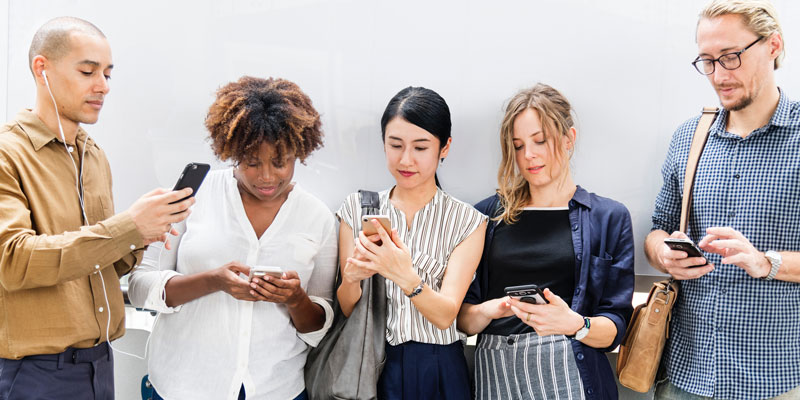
[{"x1": 616, "y1": 107, "x2": 718, "y2": 393}]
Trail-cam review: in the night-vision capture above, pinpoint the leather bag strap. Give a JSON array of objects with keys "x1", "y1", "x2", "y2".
[
  {"x1": 679, "y1": 107, "x2": 719, "y2": 233},
  {"x1": 358, "y1": 189, "x2": 380, "y2": 215}
]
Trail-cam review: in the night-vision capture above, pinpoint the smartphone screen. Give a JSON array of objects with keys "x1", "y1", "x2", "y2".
[{"x1": 170, "y1": 163, "x2": 210, "y2": 204}]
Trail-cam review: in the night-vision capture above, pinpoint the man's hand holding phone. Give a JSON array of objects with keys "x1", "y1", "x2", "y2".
[
  {"x1": 128, "y1": 163, "x2": 209, "y2": 250},
  {"x1": 658, "y1": 232, "x2": 714, "y2": 280},
  {"x1": 128, "y1": 187, "x2": 195, "y2": 249},
  {"x1": 698, "y1": 227, "x2": 772, "y2": 279}
]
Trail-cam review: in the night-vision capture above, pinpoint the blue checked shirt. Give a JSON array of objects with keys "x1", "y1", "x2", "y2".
[{"x1": 652, "y1": 89, "x2": 800, "y2": 399}]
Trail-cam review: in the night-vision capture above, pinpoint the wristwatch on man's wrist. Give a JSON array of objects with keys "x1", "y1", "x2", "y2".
[
  {"x1": 567, "y1": 316, "x2": 591, "y2": 340},
  {"x1": 761, "y1": 250, "x2": 782, "y2": 281}
]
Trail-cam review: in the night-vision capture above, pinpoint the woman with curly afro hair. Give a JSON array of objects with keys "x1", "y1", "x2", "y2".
[{"x1": 129, "y1": 76, "x2": 337, "y2": 400}]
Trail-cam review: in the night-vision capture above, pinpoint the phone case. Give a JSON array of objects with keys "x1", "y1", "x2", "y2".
[
  {"x1": 171, "y1": 163, "x2": 210, "y2": 204},
  {"x1": 361, "y1": 215, "x2": 391, "y2": 235}
]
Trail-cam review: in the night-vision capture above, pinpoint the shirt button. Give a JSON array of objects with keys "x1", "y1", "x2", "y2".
[
  {"x1": 587, "y1": 389, "x2": 594, "y2": 395},
  {"x1": 130, "y1": 244, "x2": 136, "y2": 250},
  {"x1": 576, "y1": 254, "x2": 582, "y2": 261},
  {"x1": 728, "y1": 211, "x2": 735, "y2": 218},
  {"x1": 576, "y1": 353, "x2": 584, "y2": 360},
  {"x1": 507, "y1": 337, "x2": 515, "y2": 345},
  {"x1": 721, "y1": 288, "x2": 727, "y2": 294},
  {"x1": 95, "y1": 265, "x2": 100, "y2": 270},
  {"x1": 575, "y1": 288, "x2": 581, "y2": 295},
  {"x1": 98, "y1": 307, "x2": 104, "y2": 313},
  {"x1": 572, "y1": 224, "x2": 579, "y2": 231},
  {"x1": 734, "y1": 173, "x2": 741, "y2": 179}
]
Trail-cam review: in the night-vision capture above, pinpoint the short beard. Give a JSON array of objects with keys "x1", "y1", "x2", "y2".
[{"x1": 724, "y1": 94, "x2": 754, "y2": 112}]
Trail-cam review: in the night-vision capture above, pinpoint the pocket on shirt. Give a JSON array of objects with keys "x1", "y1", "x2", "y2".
[
  {"x1": 289, "y1": 234, "x2": 319, "y2": 266},
  {"x1": 587, "y1": 253, "x2": 613, "y2": 297},
  {"x1": 87, "y1": 195, "x2": 112, "y2": 225},
  {"x1": 412, "y1": 252, "x2": 447, "y2": 290}
]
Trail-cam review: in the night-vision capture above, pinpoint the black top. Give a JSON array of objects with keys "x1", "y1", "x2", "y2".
[{"x1": 483, "y1": 208, "x2": 575, "y2": 335}]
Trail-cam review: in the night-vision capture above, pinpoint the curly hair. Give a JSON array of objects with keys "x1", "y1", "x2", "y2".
[{"x1": 206, "y1": 76, "x2": 323, "y2": 164}]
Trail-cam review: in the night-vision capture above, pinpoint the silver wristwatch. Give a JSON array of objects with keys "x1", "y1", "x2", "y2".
[
  {"x1": 406, "y1": 280, "x2": 424, "y2": 298},
  {"x1": 761, "y1": 251, "x2": 782, "y2": 281},
  {"x1": 568, "y1": 317, "x2": 591, "y2": 340}
]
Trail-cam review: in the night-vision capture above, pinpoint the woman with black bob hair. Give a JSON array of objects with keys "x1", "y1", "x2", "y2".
[{"x1": 336, "y1": 87, "x2": 487, "y2": 399}]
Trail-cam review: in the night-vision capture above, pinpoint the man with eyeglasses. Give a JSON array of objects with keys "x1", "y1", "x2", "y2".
[{"x1": 644, "y1": 0, "x2": 800, "y2": 399}]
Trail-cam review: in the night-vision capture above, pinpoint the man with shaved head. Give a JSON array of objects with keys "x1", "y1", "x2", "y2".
[{"x1": 0, "y1": 17, "x2": 194, "y2": 399}]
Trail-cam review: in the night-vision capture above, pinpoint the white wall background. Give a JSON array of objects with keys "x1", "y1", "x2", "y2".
[{"x1": 3, "y1": 0, "x2": 799, "y2": 274}]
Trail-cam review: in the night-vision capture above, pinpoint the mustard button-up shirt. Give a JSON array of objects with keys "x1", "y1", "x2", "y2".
[{"x1": 0, "y1": 109, "x2": 144, "y2": 359}]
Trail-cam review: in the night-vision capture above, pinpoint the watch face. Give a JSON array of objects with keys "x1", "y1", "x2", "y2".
[{"x1": 575, "y1": 327, "x2": 589, "y2": 340}]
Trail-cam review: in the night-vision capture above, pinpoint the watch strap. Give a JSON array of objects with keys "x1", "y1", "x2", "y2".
[
  {"x1": 567, "y1": 317, "x2": 591, "y2": 339},
  {"x1": 406, "y1": 280, "x2": 424, "y2": 298},
  {"x1": 761, "y1": 251, "x2": 781, "y2": 281}
]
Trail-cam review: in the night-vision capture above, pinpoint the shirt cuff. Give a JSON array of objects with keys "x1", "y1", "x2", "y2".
[
  {"x1": 595, "y1": 311, "x2": 627, "y2": 351},
  {"x1": 98, "y1": 210, "x2": 145, "y2": 258},
  {"x1": 297, "y1": 295, "x2": 334, "y2": 347},
  {"x1": 141, "y1": 270, "x2": 183, "y2": 314}
]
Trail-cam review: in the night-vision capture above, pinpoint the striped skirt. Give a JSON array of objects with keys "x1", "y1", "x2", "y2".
[{"x1": 474, "y1": 333, "x2": 585, "y2": 400}]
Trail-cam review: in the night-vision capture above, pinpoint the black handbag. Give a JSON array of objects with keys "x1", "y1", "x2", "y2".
[{"x1": 305, "y1": 190, "x2": 387, "y2": 400}]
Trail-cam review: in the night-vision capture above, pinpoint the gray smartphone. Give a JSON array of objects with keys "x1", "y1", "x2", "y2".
[
  {"x1": 664, "y1": 238, "x2": 707, "y2": 267},
  {"x1": 505, "y1": 284, "x2": 549, "y2": 305}
]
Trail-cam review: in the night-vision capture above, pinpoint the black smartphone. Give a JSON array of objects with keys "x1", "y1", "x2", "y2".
[
  {"x1": 170, "y1": 163, "x2": 210, "y2": 204},
  {"x1": 664, "y1": 238, "x2": 707, "y2": 267},
  {"x1": 504, "y1": 284, "x2": 549, "y2": 305}
]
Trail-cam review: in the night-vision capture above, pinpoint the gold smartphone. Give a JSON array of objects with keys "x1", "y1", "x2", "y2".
[{"x1": 361, "y1": 215, "x2": 391, "y2": 236}]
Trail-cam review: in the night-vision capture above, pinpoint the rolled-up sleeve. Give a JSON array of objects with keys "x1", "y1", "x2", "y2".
[
  {"x1": 127, "y1": 221, "x2": 187, "y2": 314},
  {"x1": 297, "y1": 217, "x2": 338, "y2": 347}
]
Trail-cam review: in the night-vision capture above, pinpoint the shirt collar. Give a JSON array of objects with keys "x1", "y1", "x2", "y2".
[
  {"x1": 710, "y1": 87, "x2": 792, "y2": 137},
  {"x1": 385, "y1": 185, "x2": 444, "y2": 211},
  {"x1": 570, "y1": 185, "x2": 592, "y2": 209},
  {"x1": 768, "y1": 87, "x2": 792, "y2": 128},
  {"x1": 14, "y1": 109, "x2": 95, "y2": 151}
]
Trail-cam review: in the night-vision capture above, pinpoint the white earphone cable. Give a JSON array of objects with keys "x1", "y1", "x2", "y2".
[{"x1": 44, "y1": 70, "x2": 151, "y2": 360}]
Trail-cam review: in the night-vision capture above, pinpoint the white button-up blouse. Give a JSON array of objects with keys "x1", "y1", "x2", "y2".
[{"x1": 128, "y1": 168, "x2": 337, "y2": 400}]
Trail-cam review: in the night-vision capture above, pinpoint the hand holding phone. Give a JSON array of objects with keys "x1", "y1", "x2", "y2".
[
  {"x1": 664, "y1": 238, "x2": 708, "y2": 267},
  {"x1": 505, "y1": 284, "x2": 549, "y2": 305}
]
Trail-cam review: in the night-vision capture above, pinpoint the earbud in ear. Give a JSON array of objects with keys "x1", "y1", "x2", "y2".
[{"x1": 42, "y1": 70, "x2": 49, "y2": 85}]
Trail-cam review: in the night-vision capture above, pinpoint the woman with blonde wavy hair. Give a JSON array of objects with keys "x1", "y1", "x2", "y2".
[{"x1": 457, "y1": 83, "x2": 635, "y2": 400}]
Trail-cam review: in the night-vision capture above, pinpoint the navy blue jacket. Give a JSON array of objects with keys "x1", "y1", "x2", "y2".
[{"x1": 465, "y1": 186, "x2": 635, "y2": 400}]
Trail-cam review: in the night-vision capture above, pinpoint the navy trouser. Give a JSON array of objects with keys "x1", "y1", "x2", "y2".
[
  {"x1": 378, "y1": 341, "x2": 471, "y2": 400},
  {"x1": 0, "y1": 343, "x2": 113, "y2": 400}
]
